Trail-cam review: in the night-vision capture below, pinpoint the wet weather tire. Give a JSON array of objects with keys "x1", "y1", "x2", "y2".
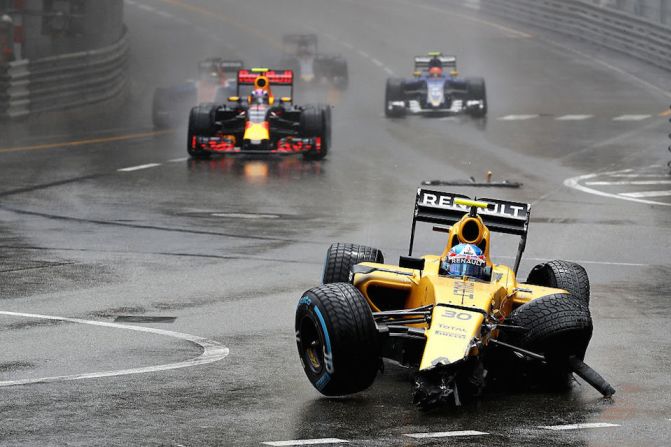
[
  {"x1": 295, "y1": 283, "x2": 380, "y2": 396},
  {"x1": 322, "y1": 243, "x2": 384, "y2": 284},
  {"x1": 526, "y1": 260, "x2": 590, "y2": 305},
  {"x1": 385, "y1": 78, "x2": 406, "y2": 118},
  {"x1": 506, "y1": 294, "x2": 593, "y2": 388},
  {"x1": 466, "y1": 77, "x2": 487, "y2": 118},
  {"x1": 303, "y1": 105, "x2": 330, "y2": 161},
  {"x1": 187, "y1": 104, "x2": 215, "y2": 159}
]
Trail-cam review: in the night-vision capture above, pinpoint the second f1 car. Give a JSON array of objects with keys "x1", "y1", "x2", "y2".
[
  {"x1": 385, "y1": 52, "x2": 487, "y2": 118},
  {"x1": 187, "y1": 68, "x2": 331, "y2": 159}
]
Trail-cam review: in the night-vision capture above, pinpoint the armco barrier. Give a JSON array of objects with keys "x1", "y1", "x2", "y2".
[
  {"x1": 0, "y1": 27, "x2": 128, "y2": 119},
  {"x1": 473, "y1": 0, "x2": 671, "y2": 72}
]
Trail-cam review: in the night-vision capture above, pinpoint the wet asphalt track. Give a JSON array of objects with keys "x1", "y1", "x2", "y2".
[{"x1": 1, "y1": 0, "x2": 671, "y2": 445}]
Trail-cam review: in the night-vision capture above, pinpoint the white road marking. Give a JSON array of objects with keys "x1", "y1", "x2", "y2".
[
  {"x1": 357, "y1": 49, "x2": 370, "y2": 58},
  {"x1": 125, "y1": 0, "x2": 136, "y2": 5},
  {"x1": 619, "y1": 190, "x2": 671, "y2": 198},
  {"x1": 564, "y1": 172, "x2": 671, "y2": 207},
  {"x1": 156, "y1": 10, "x2": 173, "y2": 19},
  {"x1": 585, "y1": 180, "x2": 671, "y2": 186},
  {"x1": 211, "y1": 213, "x2": 279, "y2": 219},
  {"x1": 135, "y1": 3, "x2": 155, "y2": 12},
  {"x1": 498, "y1": 114, "x2": 539, "y2": 121},
  {"x1": 370, "y1": 58, "x2": 384, "y2": 67},
  {"x1": 404, "y1": 430, "x2": 488, "y2": 439},
  {"x1": 118, "y1": 163, "x2": 162, "y2": 172},
  {"x1": 0, "y1": 311, "x2": 229, "y2": 387},
  {"x1": 341, "y1": 42, "x2": 354, "y2": 49},
  {"x1": 439, "y1": 116, "x2": 459, "y2": 121},
  {"x1": 609, "y1": 173, "x2": 669, "y2": 178},
  {"x1": 168, "y1": 157, "x2": 189, "y2": 162},
  {"x1": 539, "y1": 423, "x2": 620, "y2": 431},
  {"x1": 262, "y1": 439, "x2": 349, "y2": 446},
  {"x1": 613, "y1": 114, "x2": 651, "y2": 121},
  {"x1": 383, "y1": 66, "x2": 394, "y2": 75},
  {"x1": 556, "y1": 114, "x2": 593, "y2": 121}
]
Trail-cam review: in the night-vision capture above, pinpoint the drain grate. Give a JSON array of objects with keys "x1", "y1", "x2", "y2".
[{"x1": 113, "y1": 316, "x2": 176, "y2": 323}]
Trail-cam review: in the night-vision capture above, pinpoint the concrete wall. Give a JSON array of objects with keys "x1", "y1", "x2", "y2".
[
  {"x1": 593, "y1": 0, "x2": 671, "y2": 25},
  {"x1": 0, "y1": 0, "x2": 124, "y2": 60}
]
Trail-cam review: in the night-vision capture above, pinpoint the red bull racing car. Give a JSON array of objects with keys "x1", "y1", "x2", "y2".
[{"x1": 187, "y1": 68, "x2": 331, "y2": 159}]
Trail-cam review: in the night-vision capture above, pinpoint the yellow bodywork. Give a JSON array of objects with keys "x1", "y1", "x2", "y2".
[
  {"x1": 351, "y1": 213, "x2": 568, "y2": 371},
  {"x1": 243, "y1": 122, "x2": 270, "y2": 141}
]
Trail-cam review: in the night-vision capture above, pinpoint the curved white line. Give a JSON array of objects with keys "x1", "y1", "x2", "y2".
[
  {"x1": 0, "y1": 311, "x2": 229, "y2": 387},
  {"x1": 564, "y1": 171, "x2": 671, "y2": 207}
]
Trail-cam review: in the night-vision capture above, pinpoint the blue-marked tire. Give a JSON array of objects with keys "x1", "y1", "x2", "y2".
[{"x1": 295, "y1": 283, "x2": 380, "y2": 396}]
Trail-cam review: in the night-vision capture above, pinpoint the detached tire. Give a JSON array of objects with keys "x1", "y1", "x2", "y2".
[
  {"x1": 322, "y1": 243, "x2": 384, "y2": 284},
  {"x1": 526, "y1": 260, "x2": 590, "y2": 305},
  {"x1": 466, "y1": 77, "x2": 487, "y2": 118},
  {"x1": 296, "y1": 283, "x2": 380, "y2": 396},
  {"x1": 385, "y1": 78, "x2": 406, "y2": 118},
  {"x1": 187, "y1": 104, "x2": 215, "y2": 159},
  {"x1": 506, "y1": 294, "x2": 593, "y2": 388}
]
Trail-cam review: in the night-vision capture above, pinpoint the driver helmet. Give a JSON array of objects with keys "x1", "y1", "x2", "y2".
[
  {"x1": 428, "y1": 66, "x2": 443, "y2": 77},
  {"x1": 441, "y1": 243, "x2": 486, "y2": 278},
  {"x1": 249, "y1": 88, "x2": 269, "y2": 105}
]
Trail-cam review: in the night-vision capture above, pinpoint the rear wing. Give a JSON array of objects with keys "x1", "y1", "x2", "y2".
[
  {"x1": 218, "y1": 60, "x2": 244, "y2": 72},
  {"x1": 414, "y1": 55, "x2": 457, "y2": 71},
  {"x1": 237, "y1": 69, "x2": 294, "y2": 86},
  {"x1": 409, "y1": 188, "x2": 531, "y2": 273}
]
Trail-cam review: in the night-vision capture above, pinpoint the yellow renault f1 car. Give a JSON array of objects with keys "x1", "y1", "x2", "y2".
[{"x1": 295, "y1": 189, "x2": 614, "y2": 407}]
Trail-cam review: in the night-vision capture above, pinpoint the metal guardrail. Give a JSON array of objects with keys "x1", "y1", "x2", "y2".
[
  {"x1": 476, "y1": 0, "x2": 671, "y2": 72},
  {"x1": 0, "y1": 27, "x2": 128, "y2": 119}
]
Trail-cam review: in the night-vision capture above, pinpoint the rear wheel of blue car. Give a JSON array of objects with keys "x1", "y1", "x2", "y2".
[{"x1": 296, "y1": 283, "x2": 380, "y2": 396}]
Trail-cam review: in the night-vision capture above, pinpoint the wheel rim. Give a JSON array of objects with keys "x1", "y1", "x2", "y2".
[{"x1": 299, "y1": 315, "x2": 324, "y2": 375}]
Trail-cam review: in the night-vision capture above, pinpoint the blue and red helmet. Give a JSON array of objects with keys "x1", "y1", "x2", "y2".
[{"x1": 442, "y1": 243, "x2": 486, "y2": 278}]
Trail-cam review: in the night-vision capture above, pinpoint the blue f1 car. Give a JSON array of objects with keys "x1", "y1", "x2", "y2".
[
  {"x1": 152, "y1": 59, "x2": 243, "y2": 129},
  {"x1": 385, "y1": 52, "x2": 487, "y2": 118}
]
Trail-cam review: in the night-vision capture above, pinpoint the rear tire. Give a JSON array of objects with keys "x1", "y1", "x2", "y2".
[
  {"x1": 466, "y1": 77, "x2": 487, "y2": 118},
  {"x1": 322, "y1": 243, "x2": 384, "y2": 284},
  {"x1": 526, "y1": 260, "x2": 590, "y2": 305},
  {"x1": 295, "y1": 283, "x2": 380, "y2": 396},
  {"x1": 187, "y1": 104, "x2": 215, "y2": 159},
  {"x1": 385, "y1": 78, "x2": 406, "y2": 118}
]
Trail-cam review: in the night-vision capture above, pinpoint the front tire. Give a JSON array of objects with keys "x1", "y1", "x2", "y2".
[
  {"x1": 466, "y1": 77, "x2": 487, "y2": 118},
  {"x1": 296, "y1": 283, "x2": 380, "y2": 396},
  {"x1": 506, "y1": 294, "x2": 593, "y2": 389},
  {"x1": 302, "y1": 105, "x2": 329, "y2": 160},
  {"x1": 187, "y1": 103, "x2": 215, "y2": 159},
  {"x1": 385, "y1": 78, "x2": 406, "y2": 118},
  {"x1": 322, "y1": 243, "x2": 384, "y2": 283}
]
